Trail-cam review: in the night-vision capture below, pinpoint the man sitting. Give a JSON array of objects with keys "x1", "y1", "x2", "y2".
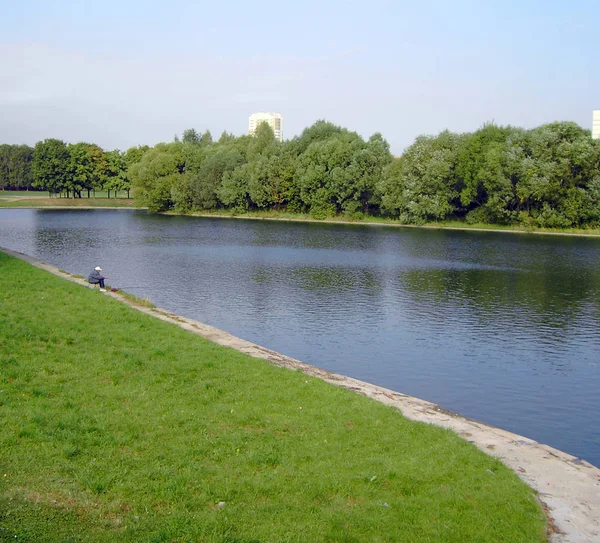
[{"x1": 88, "y1": 266, "x2": 107, "y2": 291}]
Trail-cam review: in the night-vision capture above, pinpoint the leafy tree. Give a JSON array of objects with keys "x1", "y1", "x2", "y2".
[
  {"x1": 0, "y1": 145, "x2": 10, "y2": 190},
  {"x1": 200, "y1": 130, "x2": 213, "y2": 147},
  {"x1": 129, "y1": 143, "x2": 185, "y2": 212},
  {"x1": 247, "y1": 148, "x2": 297, "y2": 210},
  {"x1": 295, "y1": 131, "x2": 391, "y2": 218},
  {"x1": 67, "y1": 142, "x2": 102, "y2": 197},
  {"x1": 379, "y1": 131, "x2": 462, "y2": 223},
  {"x1": 294, "y1": 120, "x2": 345, "y2": 154},
  {"x1": 104, "y1": 150, "x2": 129, "y2": 198},
  {"x1": 0, "y1": 144, "x2": 34, "y2": 190},
  {"x1": 247, "y1": 122, "x2": 278, "y2": 159},
  {"x1": 511, "y1": 122, "x2": 600, "y2": 226},
  {"x1": 32, "y1": 139, "x2": 71, "y2": 196},
  {"x1": 182, "y1": 128, "x2": 200, "y2": 145},
  {"x1": 124, "y1": 145, "x2": 150, "y2": 166},
  {"x1": 219, "y1": 162, "x2": 253, "y2": 210},
  {"x1": 123, "y1": 146, "x2": 150, "y2": 198},
  {"x1": 218, "y1": 131, "x2": 236, "y2": 144},
  {"x1": 455, "y1": 123, "x2": 513, "y2": 212},
  {"x1": 345, "y1": 133, "x2": 392, "y2": 215},
  {"x1": 193, "y1": 147, "x2": 244, "y2": 209}
]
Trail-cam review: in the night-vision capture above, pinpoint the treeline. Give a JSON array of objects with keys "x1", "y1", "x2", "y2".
[
  {"x1": 130, "y1": 123, "x2": 391, "y2": 218},
  {"x1": 380, "y1": 122, "x2": 600, "y2": 227},
  {"x1": 0, "y1": 140, "x2": 149, "y2": 197},
  {"x1": 4, "y1": 119, "x2": 600, "y2": 227},
  {"x1": 132, "y1": 120, "x2": 600, "y2": 227}
]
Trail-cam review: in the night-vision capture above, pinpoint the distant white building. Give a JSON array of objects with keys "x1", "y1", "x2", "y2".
[
  {"x1": 248, "y1": 112, "x2": 283, "y2": 142},
  {"x1": 593, "y1": 110, "x2": 600, "y2": 140}
]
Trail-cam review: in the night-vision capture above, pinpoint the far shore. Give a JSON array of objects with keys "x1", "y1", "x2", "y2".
[{"x1": 2, "y1": 194, "x2": 600, "y2": 238}]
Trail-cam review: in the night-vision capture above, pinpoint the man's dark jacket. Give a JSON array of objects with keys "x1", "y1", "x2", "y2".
[{"x1": 88, "y1": 270, "x2": 103, "y2": 284}]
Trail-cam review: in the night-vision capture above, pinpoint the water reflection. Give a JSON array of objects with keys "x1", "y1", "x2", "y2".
[{"x1": 0, "y1": 209, "x2": 599, "y2": 467}]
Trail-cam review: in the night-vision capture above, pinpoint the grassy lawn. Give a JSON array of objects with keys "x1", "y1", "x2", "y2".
[
  {"x1": 0, "y1": 252, "x2": 546, "y2": 542},
  {"x1": 0, "y1": 190, "x2": 135, "y2": 208},
  {"x1": 0, "y1": 190, "x2": 51, "y2": 198},
  {"x1": 0, "y1": 197, "x2": 136, "y2": 208}
]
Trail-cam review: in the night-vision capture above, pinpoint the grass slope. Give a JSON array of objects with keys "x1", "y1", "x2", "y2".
[{"x1": 0, "y1": 252, "x2": 547, "y2": 542}]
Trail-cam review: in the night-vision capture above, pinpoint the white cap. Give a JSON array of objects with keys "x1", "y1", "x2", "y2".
[{"x1": 95, "y1": 266, "x2": 102, "y2": 271}]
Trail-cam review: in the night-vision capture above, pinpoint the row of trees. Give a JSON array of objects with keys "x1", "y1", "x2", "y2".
[
  {"x1": 31, "y1": 139, "x2": 152, "y2": 198},
  {"x1": 4, "y1": 119, "x2": 600, "y2": 227},
  {"x1": 131, "y1": 120, "x2": 600, "y2": 227},
  {"x1": 381, "y1": 122, "x2": 600, "y2": 227},
  {"x1": 0, "y1": 140, "x2": 149, "y2": 197},
  {"x1": 130, "y1": 123, "x2": 392, "y2": 218}
]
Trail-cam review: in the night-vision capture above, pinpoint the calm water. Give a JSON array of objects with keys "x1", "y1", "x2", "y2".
[{"x1": 1, "y1": 209, "x2": 599, "y2": 467}]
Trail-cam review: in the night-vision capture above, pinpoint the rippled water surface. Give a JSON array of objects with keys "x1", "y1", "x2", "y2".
[{"x1": 2, "y1": 209, "x2": 599, "y2": 466}]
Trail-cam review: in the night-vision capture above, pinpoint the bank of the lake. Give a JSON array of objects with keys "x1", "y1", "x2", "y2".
[
  {"x1": 2, "y1": 193, "x2": 600, "y2": 237},
  {"x1": 0, "y1": 250, "x2": 549, "y2": 543}
]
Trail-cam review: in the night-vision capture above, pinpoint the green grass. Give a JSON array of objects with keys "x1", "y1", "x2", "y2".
[
  {"x1": 0, "y1": 190, "x2": 50, "y2": 198},
  {"x1": 0, "y1": 197, "x2": 136, "y2": 208},
  {"x1": 0, "y1": 190, "x2": 136, "y2": 208},
  {"x1": 0, "y1": 252, "x2": 547, "y2": 542},
  {"x1": 0, "y1": 190, "x2": 129, "y2": 198}
]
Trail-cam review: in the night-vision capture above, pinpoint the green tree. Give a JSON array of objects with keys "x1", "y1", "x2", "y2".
[
  {"x1": 200, "y1": 130, "x2": 213, "y2": 147},
  {"x1": 379, "y1": 131, "x2": 462, "y2": 223},
  {"x1": 247, "y1": 123, "x2": 278, "y2": 159},
  {"x1": 294, "y1": 120, "x2": 345, "y2": 153},
  {"x1": 129, "y1": 143, "x2": 185, "y2": 212},
  {"x1": 248, "y1": 147, "x2": 297, "y2": 210},
  {"x1": 295, "y1": 131, "x2": 390, "y2": 218},
  {"x1": 182, "y1": 128, "x2": 200, "y2": 145},
  {"x1": 511, "y1": 122, "x2": 600, "y2": 227},
  {"x1": 219, "y1": 162, "x2": 253, "y2": 210},
  {"x1": 67, "y1": 143, "x2": 99, "y2": 197},
  {"x1": 193, "y1": 147, "x2": 245, "y2": 209},
  {"x1": 0, "y1": 144, "x2": 34, "y2": 190},
  {"x1": 455, "y1": 124, "x2": 512, "y2": 212},
  {"x1": 0, "y1": 144, "x2": 10, "y2": 190},
  {"x1": 218, "y1": 131, "x2": 236, "y2": 144},
  {"x1": 104, "y1": 150, "x2": 129, "y2": 198},
  {"x1": 123, "y1": 146, "x2": 150, "y2": 198},
  {"x1": 32, "y1": 139, "x2": 71, "y2": 196}
]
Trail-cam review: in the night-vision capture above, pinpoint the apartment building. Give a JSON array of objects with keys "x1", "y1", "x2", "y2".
[
  {"x1": 248, "y1": 112, "x2": 283, "y2": 142},
  {"x1": 593, "y1": 110, "x2": 600, "y2": 140}
]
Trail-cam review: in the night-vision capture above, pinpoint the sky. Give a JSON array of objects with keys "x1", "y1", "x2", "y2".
[{"x1": 1, "y1": 0, "x2": 599, "y2": 155}]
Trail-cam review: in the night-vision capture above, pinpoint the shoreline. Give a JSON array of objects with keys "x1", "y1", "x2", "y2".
[
  {"x1": 3, "y1": 246, "x2": 599, "y2": 543},
  {"x1": 182, "y1": 212, "x2": 600, "y2": 238},
  {"x1": 2, "y1": 202, "x2": 600, "y2": 238}
]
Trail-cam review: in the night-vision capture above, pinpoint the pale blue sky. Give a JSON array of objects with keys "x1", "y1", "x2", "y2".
[{"x1": 1, "y1": 0, "x2": 598, "y2": 154}]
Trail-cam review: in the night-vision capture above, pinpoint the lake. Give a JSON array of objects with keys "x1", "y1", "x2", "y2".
[{"x1": 1, "y1": 208, "x2": 599, "y2": 467}]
